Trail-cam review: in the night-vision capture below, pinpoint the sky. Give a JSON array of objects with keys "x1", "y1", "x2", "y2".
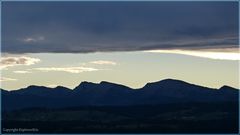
[{"x1": 1, "y1": 1, "x2": 239, "y2": 90}]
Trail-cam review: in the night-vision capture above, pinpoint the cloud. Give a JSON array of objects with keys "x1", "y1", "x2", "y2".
[
  {"x1": 145, "y1": 49, "x2": 240, "y2": 61},
  {"x1": 0, "y1": 77, "x2": 17, "y2": 82},
  {"x1": 0, "y1": 56, "x2": 40, "y2": 69},
  {"x1": 2, "y1": 2, "x2": 238, "y2": 54},
  {"x1": 90, "y1": 60, "x2": 117, "y2": 65},
  {"x1": 23, "y1": 36, "x2": 45, "y2": 43},
  {"x1": 13, "y1": 70, "x2": 32, "y2": 74},
  {"x1": 34, "y1": 66, "x2": 99, "y2": 73}
]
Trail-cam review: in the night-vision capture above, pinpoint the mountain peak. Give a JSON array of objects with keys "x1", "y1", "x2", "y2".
[
  {"x1": 26, "y1": 85, "x2": 48, "y2": 89},
  {"x1": 219, "y1": 85, "x2": 238, "y2": 91},
  {"x1": 81, "y1": 81, "x2": 97, "y2": 84},
  {"x1": 23, "y1": 85, "x2": 51, "y2": 91},
  {"x1": 99, "y1": 81, "x2": 122, "y2": 86},
  {"x1": 159, "y1": 78, "x2": 187, "y2": 84},
  {"x1": 54, "y1": 86, "x2": 72, "y2": 91},
  {"x1": 74, "y1": 81, "x2": 98, "y2": 91},
  {"x1": 100, "y1": 81, "x2": 112, "y2": 84},
  {"x1": 78, "y1": 81, "x2": 99, "y2": 87},
  {"x1": 143, "y1": 79, "x2": 188, "y2": 88}
]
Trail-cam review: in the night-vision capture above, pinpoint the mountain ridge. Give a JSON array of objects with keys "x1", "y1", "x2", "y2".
[
  {"x1": 1, "y1": 78, "x2": 238, "y2": 92},
  {"x1": 2, "y1": 78, "x2": 239, "y2": 133},
  {"x1": 2, "y1": 78, "x2": 239, "y2": 111}
]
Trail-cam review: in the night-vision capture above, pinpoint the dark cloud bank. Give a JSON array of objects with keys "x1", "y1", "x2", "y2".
[{"x1": 2, "y1": 1, "x2": 239, "y2": 54}]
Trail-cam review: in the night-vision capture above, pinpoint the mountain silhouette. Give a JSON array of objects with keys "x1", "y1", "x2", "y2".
[
  {"x1": 2, "y1": 79, "x2": 239, "y2": 133},
  {"x1": 1, "y1": 79, "x2": 239, "y2": 111}
]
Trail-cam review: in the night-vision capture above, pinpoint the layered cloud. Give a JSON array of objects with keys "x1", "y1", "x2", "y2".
[
  {"x1": 0, "y1": 56, "x2": 40, "y2": 69},
  {"x1": 145, "y1": 49, "x2": 240, "y2": 61},
  {"x1": 34, "y1": 66, "x2": 99, "y2": 73},
  {"x1": 90, "y1": 60, "x2": 117, "y2": 65},
  {"x1": 0, "y1": 77, "x2": 17, "y2": 82},
  {"x1": 2, "y1": 2, "x2": 238, "y2": 54},
  {"x1": 13, "y1": 70, "x2": 32, "y2": 74}
]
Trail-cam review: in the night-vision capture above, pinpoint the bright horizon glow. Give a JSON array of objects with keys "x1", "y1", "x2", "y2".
[
  {"x1": 0, "y1": 51, "x2": 239, "y2": 91},
  {"x1": 144, "y1": 49, "x2": 240, "y2": 61}
]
